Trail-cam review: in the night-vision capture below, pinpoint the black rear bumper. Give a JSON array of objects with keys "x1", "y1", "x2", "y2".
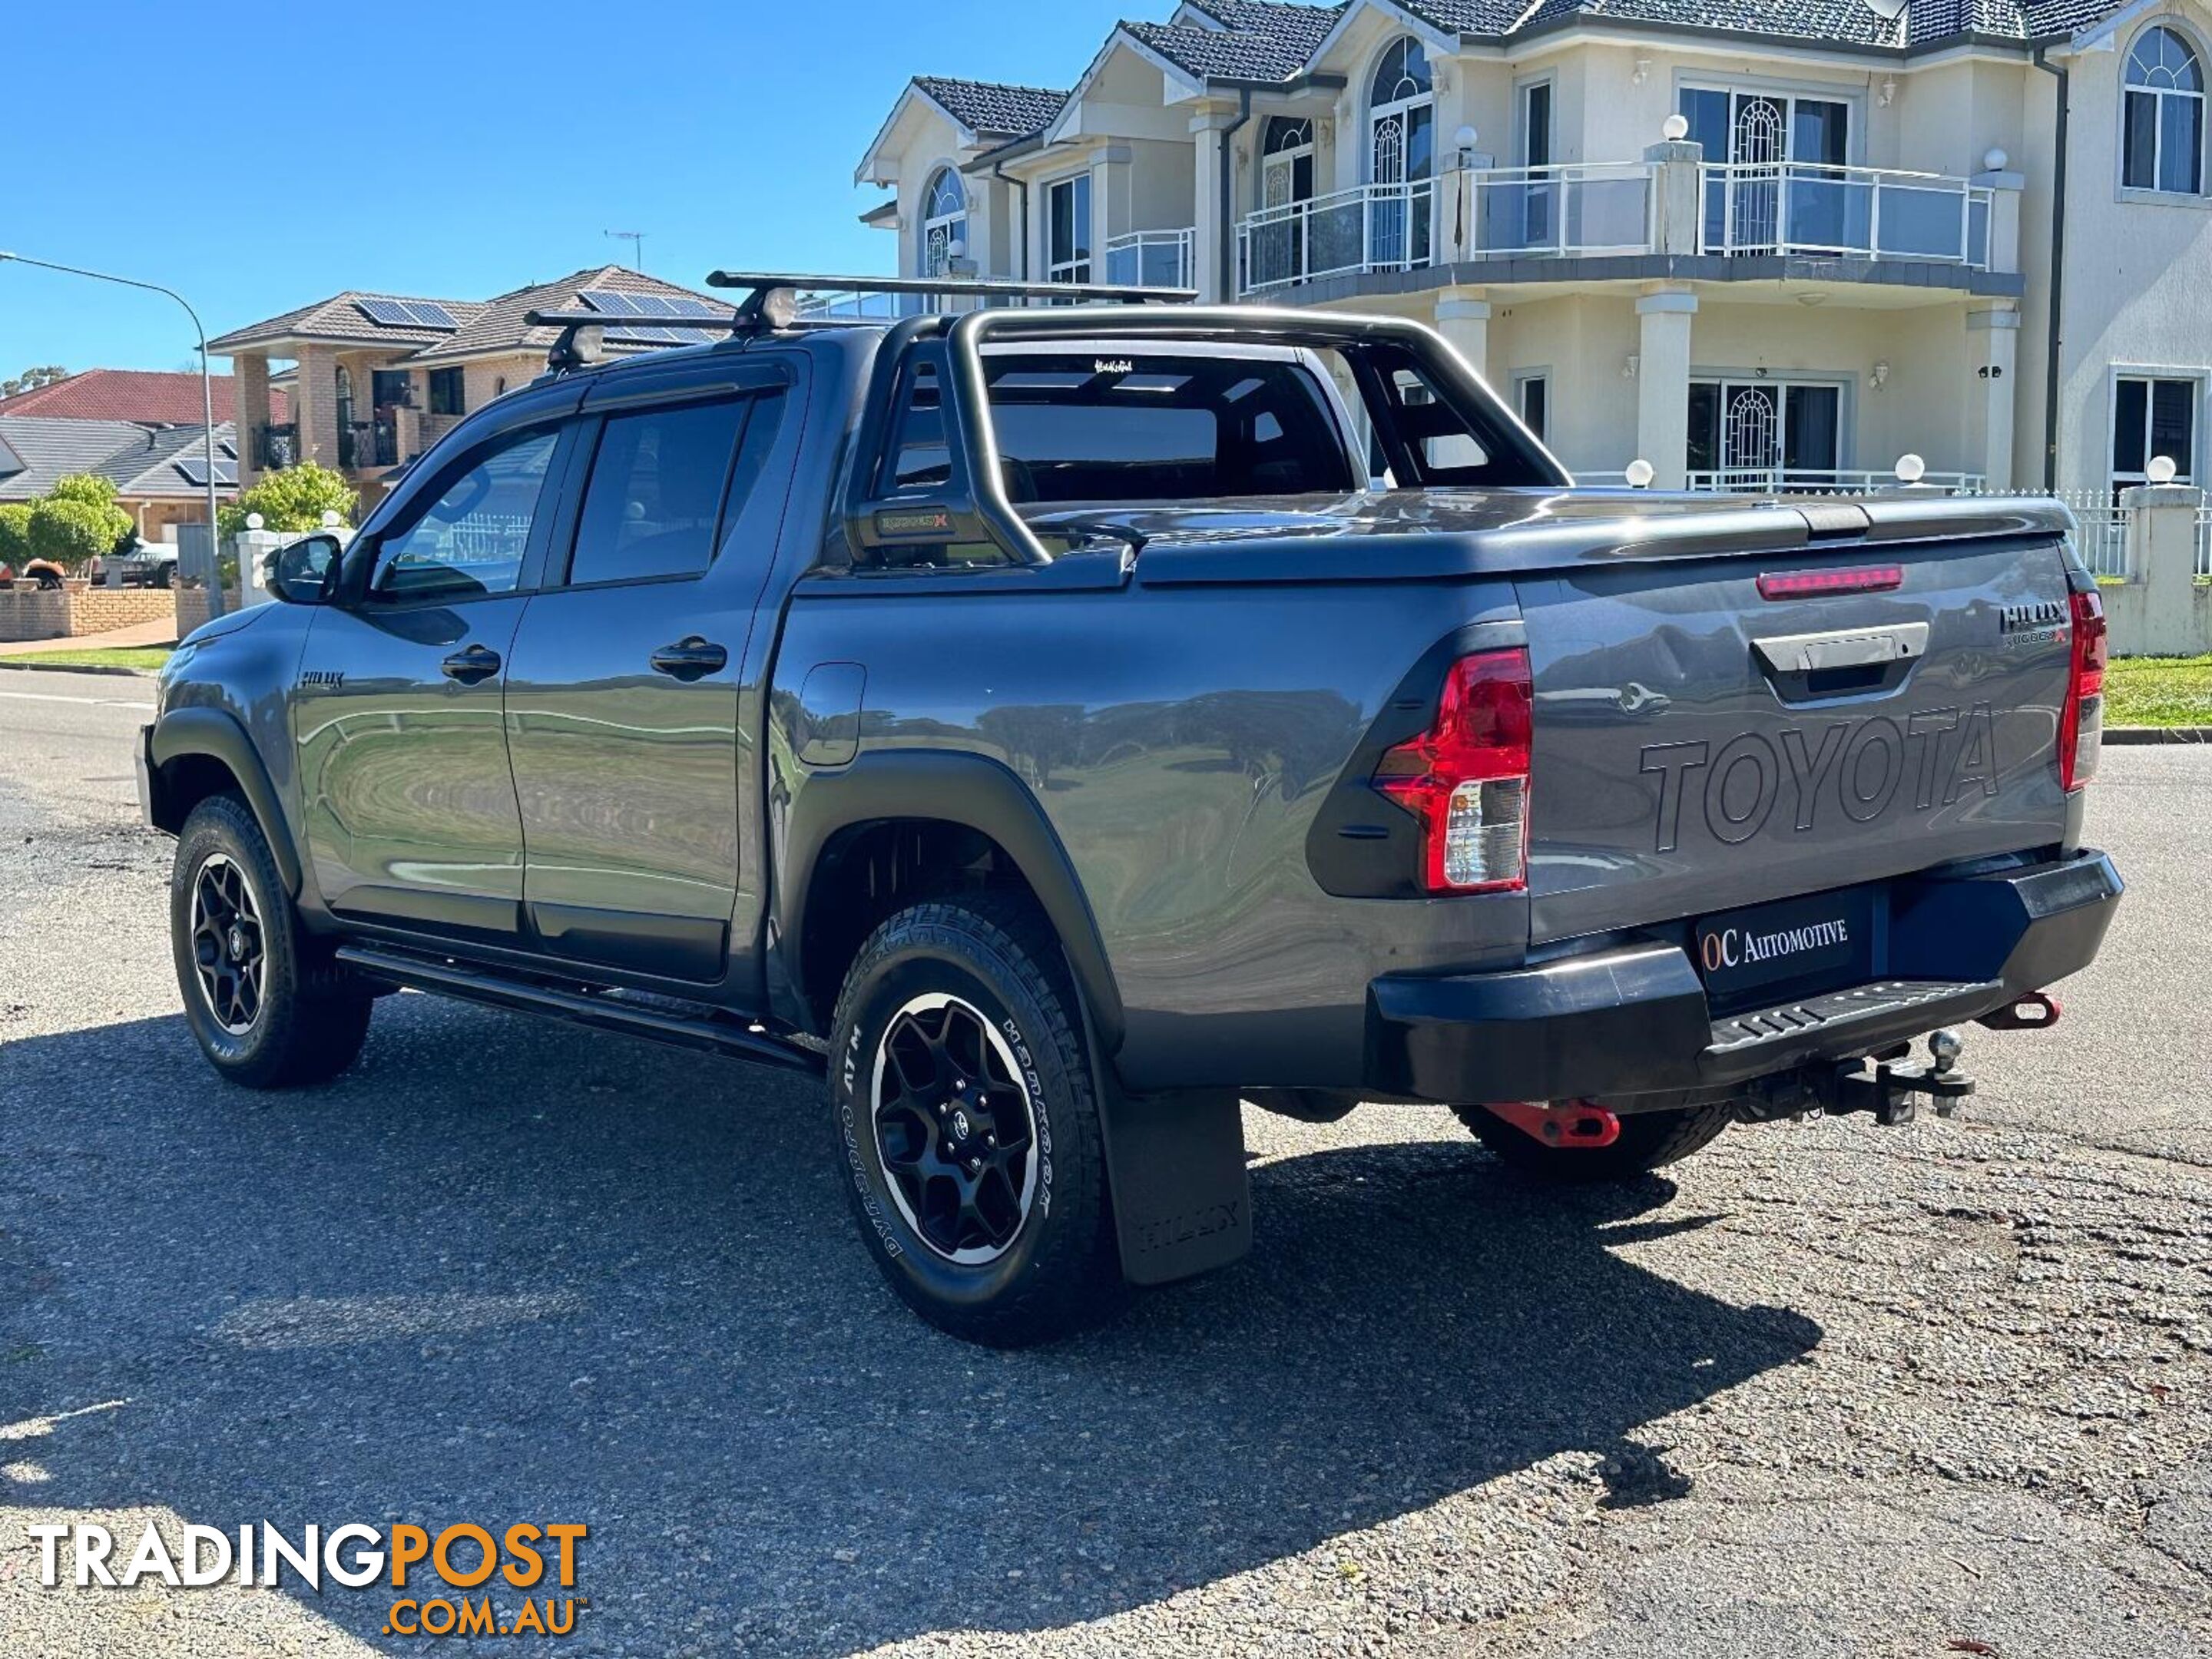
[{"x1": 1364, "y1": 850, "x2": 2123, "y2": 1105}]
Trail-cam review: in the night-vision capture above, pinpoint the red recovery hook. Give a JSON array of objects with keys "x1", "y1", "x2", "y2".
[
  {"x1": 1977, "y1": 992, "x2": 2061, "y2": 1032},
  {"x1": 1486, "y1": 1101, "x2": 1622, "y2": 1149}
]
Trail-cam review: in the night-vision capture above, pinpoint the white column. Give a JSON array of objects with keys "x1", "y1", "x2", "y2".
[
  {"x1": 1435, "y1": 287, "x2": 1492, "y2": 379},
  {"x1": 1635, "y1": 286, "x2": 1698, "y2": 490},
  {"x1": 1644, "y1": 138, "x2": 1704, "y2": 256},
  {"x1": 2112, "y1": 484, "x2": 2207, "y2": 654},
  {"x1": 1967, "y1": 304, "x2": 2021, "y2": 492},
  {"x1": 1972, "y1": 161, "x2": 2025, "y2": 276}
]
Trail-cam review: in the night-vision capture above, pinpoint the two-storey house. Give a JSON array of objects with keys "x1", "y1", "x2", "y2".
[{"x1": 856, "y1": 0, "x2": 2212, "y2": 542}]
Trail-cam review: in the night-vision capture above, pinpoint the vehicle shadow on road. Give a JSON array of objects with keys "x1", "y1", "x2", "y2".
[{"x1": 0, "y1": 998, "x2": 1821, "y2": 1655}]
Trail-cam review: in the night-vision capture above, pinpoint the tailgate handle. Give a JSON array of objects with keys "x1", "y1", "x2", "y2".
[{"x1": 1753, "y1": 622, "x2": 1929, "y2": 675}]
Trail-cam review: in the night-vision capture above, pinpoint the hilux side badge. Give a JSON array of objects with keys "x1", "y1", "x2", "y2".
[
  {"x1": 301, "y1": 671, "x2": 346, "y2": 688},
  {"x1": 874, "y1": 508, "x2": 952, "y2": 540}
]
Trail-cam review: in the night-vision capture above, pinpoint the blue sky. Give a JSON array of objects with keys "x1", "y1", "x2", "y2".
[{"x1": 0, "y1": 0, "x2": 1139, "y2": 378}]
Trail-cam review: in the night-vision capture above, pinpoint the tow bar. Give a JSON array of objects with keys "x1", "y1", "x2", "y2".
[
  {"x1": 1819, "y1": 1028, "x2": 1975, "y2": 1127},
  {"x1": 1488, "y1": 1100, "x2": 1622, "y2": 1148},
  {"x1": 1978, "y1": 991, "x2": 2061, "y2": 1032}
]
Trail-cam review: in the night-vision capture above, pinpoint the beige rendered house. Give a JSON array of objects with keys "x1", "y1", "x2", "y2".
[
  {"x1": 855, "y1": 0, "x2": 2212, "y2": 546},
  {"x1": 210, "y1": 266, "x2": 731, "y2": 509}
]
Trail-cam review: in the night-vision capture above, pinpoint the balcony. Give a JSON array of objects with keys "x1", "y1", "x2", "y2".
[
  {"x1": 1685, "y1": 466, "x2": 1986, "y2": 494},
  {"x1": 1700, "y1": 163, "x2": 1994, "y2": 268},
  {"x1": 1467, "y1": 164, "x2": 1653, "y2": 260},
  {"x1": 253, "y1": 422, "x2": 298, "y2": 472},
  {"x1": 337, "y1": 421, "x2": 399, "y2": 472},
  {"x1": 1238, "y1": 180, "x2": 1435, "y2": 295},
  {"x1": 1104, "y1": 228, "x2": 1196, "y2": 292}
]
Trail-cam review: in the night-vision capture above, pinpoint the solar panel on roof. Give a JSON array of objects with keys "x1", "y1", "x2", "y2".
[
  {"x1": 356, "y1": 298, "x2": 418, "y2": 326},
  {"x1": 578, "y1": 290, "x2": 646, "y2": 316},
  {"x1": 628, "y1": 294, "x2": 679, "y2": 317},
  {"x1": 402, "y1": 300, "x2": 459, "y2": 329},
  {"x1": 664, "y1": 296, "x2": 721, "y2": 317}
]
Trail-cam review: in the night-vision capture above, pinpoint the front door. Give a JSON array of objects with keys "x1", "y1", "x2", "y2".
[
  {"x1": 502, "y1": 369, "x2": 801, "y2": 986},
  {"x1": 295, "y1": 422, "x2": 566, "y2": 938},
  {"x1": 1687, "y1": 380, "x2": 1843, "y2": 490}
]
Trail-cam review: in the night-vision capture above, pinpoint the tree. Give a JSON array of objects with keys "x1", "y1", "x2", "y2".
[
  {"x1": 218, "y1": 462, "x2": 358, "y2": 538},
  {"x1": 35, "y1": 475, "x2": 134, "y2": 565},
  {"x1": 27, "y1": 498, "x2": 120, "y2": 573},
  {"x1": 46, "y1": 473, "x2": 122, "y2": 512},
  {"x1": 0, "y1": 366, "x2": 68, "y2": 399},
  {"x1": 0, "y1": 503, "x2": 31, "y2": 567}
]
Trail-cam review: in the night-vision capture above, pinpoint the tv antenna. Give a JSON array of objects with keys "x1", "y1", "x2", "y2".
[{"x1": 603, "y1": 230, "x2": 646, "y2": 270}]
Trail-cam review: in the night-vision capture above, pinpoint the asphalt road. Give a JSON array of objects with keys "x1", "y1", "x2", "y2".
[{"x1": 0, "y1": 666, "x2": 2206, "y2": 1657}]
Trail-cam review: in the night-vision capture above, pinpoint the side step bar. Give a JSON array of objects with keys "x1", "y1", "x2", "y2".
[{"x1": 334, "y1": 945, "x2": 825, "y2": 1077}]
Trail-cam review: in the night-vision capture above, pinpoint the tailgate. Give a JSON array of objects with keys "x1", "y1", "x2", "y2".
[{"x1": 1518, "y1": 534, "x2": 2078, "y2": 946}]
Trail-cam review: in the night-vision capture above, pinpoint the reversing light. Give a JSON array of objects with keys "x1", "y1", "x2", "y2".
[{"x1": 1372, "y1": 647, "x2": 1534, "y2": 893}]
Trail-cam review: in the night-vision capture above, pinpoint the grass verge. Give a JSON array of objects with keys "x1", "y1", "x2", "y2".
[
  {"x1": 1, "y1": 647, "x2": 174, "y2": 672},
  {"x1": 2107, "y1": 654, "x2": 2212, "y2": 728}
]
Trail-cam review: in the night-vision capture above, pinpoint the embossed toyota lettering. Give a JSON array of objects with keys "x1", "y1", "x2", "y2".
[{"x1": 1640, "y1": 704, "x2": 1999, "y2": 853}]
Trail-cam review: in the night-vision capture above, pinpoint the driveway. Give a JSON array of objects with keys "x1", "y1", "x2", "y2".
[{"x1": 0, "y1": 667, "x2": 2205, "y2": 1657}]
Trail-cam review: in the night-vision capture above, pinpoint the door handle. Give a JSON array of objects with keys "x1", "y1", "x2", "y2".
[
  {"x1": 650, "y1": 637, "x2": 729, "y2": 682},
  {"x1": 1753, "y1": 622, "x2": 1929, "y2": 675},
  {"x1": 440, "y1": 644, "x2": 502, "y2": 685}
]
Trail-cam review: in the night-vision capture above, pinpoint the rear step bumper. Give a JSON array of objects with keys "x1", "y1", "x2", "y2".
[{"x1": 1363, "y1": 849, "x2": 2122, "y2": 1105}]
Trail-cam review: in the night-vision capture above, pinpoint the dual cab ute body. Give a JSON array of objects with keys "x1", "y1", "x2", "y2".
[{"x1": 142, "y1": 279, "x2": 2121, "y2": 1342}]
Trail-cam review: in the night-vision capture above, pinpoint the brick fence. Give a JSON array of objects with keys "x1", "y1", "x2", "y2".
[{"x1": 0, "y1": 584, "x2": 177, "y2": 643}]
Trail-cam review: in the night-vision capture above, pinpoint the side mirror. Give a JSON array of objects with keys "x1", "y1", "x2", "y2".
[{"x1": 266, "y1": 534, "x2": 343, "y2": 606}]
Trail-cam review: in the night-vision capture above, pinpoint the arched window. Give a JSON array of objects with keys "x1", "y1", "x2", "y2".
[
  {"x1": 921, "y1": 167, "x2": 968, "y2": 278},
  {"x1": 1367, "y1": 37, "x2": 1435, "y2": 267},
  {"x1": 1260, "y1": 116, "x2": 1314, "y2": 210},
  {"x1": 2124, "y1": 25, "x2": 2204, "y2": 194}
]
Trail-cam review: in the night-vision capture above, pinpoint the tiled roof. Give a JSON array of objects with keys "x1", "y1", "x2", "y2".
[
  {"x1": 402, "y1": 266, "x2": 733, "y2": 367},
  {"x1": 1181, "y1": 0, "x2": 1348, "y2": 58},
  {"x1": 912, "y1": 77, "x2": 1068, "y2": 138},
  {"x1": 0, "y1": 369, "x2": 283, "y2": 426},
  {"x1": 92, "y1": 424, "x2": 240, "y2": 499},
  {"x1": 207, "y1": 291, "x2": 488, "y2": 354},
  {"x1": 1124, "y1": 20, "x2": 1313, "y2": 81},
  {"x1": 0, "y1": 417, "x2": 148, "y2": 500},
  {"x1": 1432, "y1": 0, "x2": 2128, "y2": 45}
]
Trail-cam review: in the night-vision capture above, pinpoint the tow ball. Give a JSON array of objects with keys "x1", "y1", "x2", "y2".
[
  {"x1": 1826, "y1": 1028, "x2": 1975, "y2": 1127},
  {"x1": 1486, "y1": 1100, "x2": 1623, "y2": 1148}
]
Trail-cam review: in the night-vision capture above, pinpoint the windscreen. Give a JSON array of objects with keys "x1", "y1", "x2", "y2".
[{"x1": 886, "y1": 351, "x2": 1360, "y2": 507}]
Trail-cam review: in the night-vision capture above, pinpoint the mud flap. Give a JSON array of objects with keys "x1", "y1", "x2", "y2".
[{"x1": 1097, "y1": 1084, "x2": 1252, "y2": 1286}]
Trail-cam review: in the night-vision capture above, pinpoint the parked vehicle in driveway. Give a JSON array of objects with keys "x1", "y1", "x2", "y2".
[{"x1": 140, "y1": 275, "x2": 2123, "y2": 1345}]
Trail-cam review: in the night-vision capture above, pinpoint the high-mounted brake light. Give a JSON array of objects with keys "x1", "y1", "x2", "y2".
[
  {"x1": 1756, "y1": 565, "x2": 1904, "y2": 600},
  {"x1": 1373, "y1": 647, "x2": 1533, "y2": 893},
  {"x1": 2058, "y1": 585, "x2": 2107, "y2": 793}
]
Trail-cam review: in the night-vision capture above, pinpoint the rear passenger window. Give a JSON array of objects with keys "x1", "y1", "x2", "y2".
[
  {"x1": 371, "y1": 427, "x2": 558, "y2": 602},
  {"x1": 569, "y1": 396, "x2": 775, "y2": 586}
]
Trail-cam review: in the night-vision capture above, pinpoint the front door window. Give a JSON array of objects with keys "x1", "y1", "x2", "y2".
[
  {"x1": 1687, "y1": 380, "x2": 1843, "y2": 488},
  {"x1": 1252, "y1": 117, "x2": 1316, "y2": 288}
]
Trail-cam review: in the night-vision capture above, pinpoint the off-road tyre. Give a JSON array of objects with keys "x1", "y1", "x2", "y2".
[
  {"x1": 1454, "y1": 1101, "x2": 1734, "y2": 1184},
  {"x1": 171, "y1": 793, "x2": 372, "y2": 1089},
  {"x1": 826, "y1": 892, "x2": 1121, "y2": 1347}
]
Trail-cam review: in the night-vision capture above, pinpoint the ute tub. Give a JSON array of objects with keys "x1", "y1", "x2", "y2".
[{"x1": 1364, "y1": 850, "x2": 2123, "y2": 1105}]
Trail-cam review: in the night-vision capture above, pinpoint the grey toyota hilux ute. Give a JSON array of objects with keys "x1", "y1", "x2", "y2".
[{"x1": 141, "y1": 275, "x2": 2123, "y2": 1345}]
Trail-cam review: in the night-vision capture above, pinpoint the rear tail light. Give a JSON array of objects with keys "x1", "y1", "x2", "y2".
[
  {"x1": 1756, "y1": 565, "x2": 1904, "y2": 600},
  {"x1": 1373, "y1": 647, "x2": 1533, "y2": 892},
  {"x1": 2058, "y1": 585, "x2": 2107, "y2": 793}
]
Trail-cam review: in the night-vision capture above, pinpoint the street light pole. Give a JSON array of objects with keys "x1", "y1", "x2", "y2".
[{"x1": 0, "y1": 253, "x2": 224, "y2": 558}]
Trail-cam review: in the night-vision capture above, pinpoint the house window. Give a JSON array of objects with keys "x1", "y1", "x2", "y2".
[
  {"x1": 1516, "y1": 374, "x2": 1549, "y2": 443},
  {"x1": 2124, "y1": 26, "x2": 2204, "y2": 194},
  {"x1": 428, "y1": 367, "x2": 466, "y2": 416},
  {"x1": 1047, "y1": 175, "x2": 1092, "y2": 284},
  {"x1": 1522, "y1": 81, "x2": 1552, "y2": 168},
  {"x1": 1682, "y1": 85, "x2": 1853, "y2": 254},
  {"x1": 922, "y1": 167, "x2": 968, "y2": 279},
  {"x1": 2113, "y1": 376, "x2": 2197, "y2": 482}
]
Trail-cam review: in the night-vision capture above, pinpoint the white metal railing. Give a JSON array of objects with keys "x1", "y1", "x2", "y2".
[
  {"x1": 1700, "y1": 163, "x2": 1994, "y2": 268},
  {"x1": 2052, "y1": 489, "x2": 2131, "y2": 579},
  {"x1": 1237, "y1": 180, "x2": 1436, "y2": 295},
  {"x1": 1468, "y1": 164, "x2": 1654, "y2": 259},
  {"x1": 1104, "y1": 228, "x2": 1195, "y2": 292},
  {"x1": 1687, "y1": 467, "x2": 1986, "y2": 495}
]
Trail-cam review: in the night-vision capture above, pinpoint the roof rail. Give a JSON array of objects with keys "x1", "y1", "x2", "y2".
[
  {"x1": 704, "y1": 271, "x2": 1197, "y2": 330},
  {"x1": 523, "y1": 308, "x2": 735, "y2": 373}
]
